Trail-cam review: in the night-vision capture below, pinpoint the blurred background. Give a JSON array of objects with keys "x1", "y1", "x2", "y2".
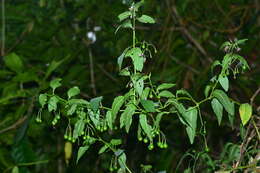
[{"x1": 0, "y1": 0, "x2": 259, "y2": 172}]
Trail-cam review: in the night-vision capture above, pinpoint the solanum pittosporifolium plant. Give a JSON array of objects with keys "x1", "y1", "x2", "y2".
[{"x1": 37, "y1": 2, "x2": 250, "y2": 172}]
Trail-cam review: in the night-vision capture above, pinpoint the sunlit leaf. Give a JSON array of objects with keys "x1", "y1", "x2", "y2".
[{"x1": 239, "y1": 103, "x2": 252, "y2": 126}]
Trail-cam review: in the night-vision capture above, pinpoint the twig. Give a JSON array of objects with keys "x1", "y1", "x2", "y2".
[
  {"x1": 250, "y1": 87, "x2": 260, "y2": 105},
  {"x1": 0, "y1": 116, "x2": 27, "y2": 134},
  {"x1": 89, "y1": 47, "x2": 97, "y2": 96},
  {"x1": 170, "y1": 55, "x2": 200, "y2": 74},
  {"x1": 1, "y1": 0, "x2": 5, "y2": 56}
]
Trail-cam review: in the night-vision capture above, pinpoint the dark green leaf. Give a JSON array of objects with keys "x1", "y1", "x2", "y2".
[
  {"x1": 212, "y1": 90, "x2": 234, "y2": 116},
  {"x1": 211, "y1": 98, "x2": 223, "y2": 125},
  {"x1": 120, "y1": 104, "x2": 136, "y2": 133},
  {"x1": 139, "y1": 114, "x2": 152, "y2": 141},
  {"x1": 98, "y1": 145, "x2": 108, "y2": 154},
  {"x1": 111, "y1": 96, "x2": 124, "y2": 123},
  {"x1": 140, "y1": 100, "x2": 156, "y2": 112},
  {"x1": 90, "y1": 96, "x2": 103, "y2": 113},
  {"x1": 76, "y1": 145, "x2": 90, "y2": 164},
  {"x1": 4, "y1": 53, "x2": 24, "y2": 73},
  {"x1": 218, "y1": 75, "x2": 229, "y2": 92}
]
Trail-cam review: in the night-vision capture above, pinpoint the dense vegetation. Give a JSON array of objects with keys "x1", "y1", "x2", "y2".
[{"x1": 0, "y1": 0, "x2": 259, "y2": 173}]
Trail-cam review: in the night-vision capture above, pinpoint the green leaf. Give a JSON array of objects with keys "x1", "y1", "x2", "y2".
[
  {"x1": 50, "y1": 78, "x2": 62, "y2": 93},
  {"x1": 120, "y1": 104, "x2": 136, "y2": 133},
  {"x1": 117, "y1": 47, "x2": 130, "y2": 70},
  {"x1": 115, "y1": 20, "x2": 132, "y2": 34},
  {"x1": 118, "y1": 11, "x2": 131, "y2": 21},
  {"x1": 98, "y1": 145, "x2": 108, "y2": 154},
  {"x1": 12, "y1": 166, "x2": 19, "y2": 173},
  {"x1": 45, "y1": 57, "x2": 68, "y2": 79},
  {"x1": 211, "y1": 98, "x2": 223, "y2": 125},
  {"x1": 137, "y1": 15, "x2": 155, "y2": 24},
  {"x1": 67, "y1": 86, "x2": 80, "y2": 99},
  {"x1": 218, "y1": 75, "x2": 229, "y2": 92},
  {"x1": 110, "y1": 139, "x2": 122, "y2": 146},
  {"x1": 125, "y1": 48, "x2": 144, "y2": 72},
  {"x1": 239, "y1": 103, "x2": 252, "y2": 126},
  {"x1": 211, "y1": 60, "x2": 221, "y2": 73},
  {"x1": 106, "y1": 111, "x2": 113, "y2": 130},
  {"x1": 73, "y1": 118, "x2": 85, "y2": 139},
  {"x1": 48, "y1": 96, "x2": 59, "y2": 112},
  {"x1": 134, "y1": 78, "x2": 144, "y2": 97},
  {"x1": 158, "y1": 90, "x2": 175, "y2": 98},
  {"x1": 157, "y1": 83, "x2": 176, "y2": 91},
  {"x1": 204, "y1": 85, "x2": 212, "y2": 98},
  {"x1": 212, "y1": 90, "x2": 234, "y2": 116},
  {"x1": 141, "y1": 87, "x2": 150, "y2": 100},
  {"x1": 155, "y1": 112, "x2": 165, "y2": 128},
  {"x1": 118, "y1": 153, "x2": 127, "y2": 170},
  {"x1": 140, "y1": 100, "x2": 156, "y2": 112},
  {"x1": 39, "y1": 94, "x2": 48, "y2": 108},
  {"x1": 176, "y1": 89, "x2": 193, "y2": 99},
  {"x1": 4, "y1": 53, "x2": 24, "y2": 73},
  {"x1": 119, "y1": 67, "x2": 130, "y2": 76},
  {"x1": 67, "y1": 104, "x2": 77, "y2": 115},
  {"x1": 111, "y1": 96, "x2": 124, "y2": 123},
  {"x1": 139, "y1": 114, "x2": 152, "y2": 141},
  {"x1": 90, "y1": 96, "x2": 103, "y2": 113},
  {"x1": 184, "y1": 108, "x2": 198, "y2": 144},
  {"x1": 168, "y1": 99, "x2": 190, "y2": 126},
  {"x1": 76, "y1": 145, "x2": 90, "y2": 164}
]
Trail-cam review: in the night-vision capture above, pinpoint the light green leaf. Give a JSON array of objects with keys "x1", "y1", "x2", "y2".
[
  {"x1": 67, "y1": 104, "x2": 77, "y2": 115},
  {"x1": 48, "y1": 96, "x2": 59, "y2": 112},
  {"x1": 110, "y1": 139, "x2": 122, "y2": 146},
  {"x1": 239, "y1": 103, "x2": 252, "y2": 126},
  {"x1": 118, "y1": 11, "x2": 131, "y2": 21},
  {"x1": 204, "y1": 85, "x2": 212, "y2": 97},
  {"x1": 211, "y1": 98, "x2": 223, "y2": 126},
  {"x1": 139, "y1": 114, "x2": 152, "y2": 141},
  {"x1": 218, "y1": 75, "x2": 229, "y2": 92},
  {"x1": 184, "y1": 108, "x2": 198, "y2": 144},
  {"x1": 158, "y1": 90, "x2": 175, "y2": 98},
  {"x1": 98, "y1": 145, "x2": 108, "y2": 154},
  {"x1": 12, "y1": 166, "x2": 19, "y2": 173},
  {"x1": 118, "y1": 153, "x2": 127, "y2": 170},
  {"x1": 119, "y1": 67, "x2": 131, "y2": 76},
  {"x1": 111, "y1": 96, "x2": 125, "y2": 123},
  {"x1": 134, "y1": 78, "x2": 144, "y2": 97},
  {"x1": 157, "y1": 83, "x2": 176, "y2": 91},
  {"x1": 137, "y1": 15, "x2": 155, "y2": 24},
  {"x1": 211, "y1": 60, "x2": 221, "y2": 73},
  {"x1": 39, "y1": 94, "x2": 48, "y2": 108},
  {"x1": 120, "y1": 104, "x2": 136, "y2": 133},
  {"x1": 176, "y1": 89, "x2": 193, "y2": 99},
  {"x1": 212, "y1": 90, "x2": 234, "y2": 116},
  {"x1": 4, "y1": 53, "x2": 24, "y2": 73},
  {"x1": 73, "y1": 118, "x2": 85, "y2": 139},
  {"x1": 168, "y1": 99, "x2": 190, "y2": 126},
  {"x1": 141, "y1": 87, "x2": 150, "y2": 100},
  {"x1": 77, "y1": 145, "x2": 90, "y2": 163},
  {"x1": 67, "y1": 86, "x2": 80, "y2": 99},
  {"x1": 90, "y1": 96, "x2": 103, "y2": 113},
  {"x1": 155, "y1": 112, "x2": 165, "y2": 128},
  {"x1": 140, "y1": 100, "x2": 156, "y2": 112},
  {"x1": 125, "y1": 48, "x2": 144, "y2": 72},
  {"x1": 50, "y1": 78, "x2": 62, "y2": 93}
]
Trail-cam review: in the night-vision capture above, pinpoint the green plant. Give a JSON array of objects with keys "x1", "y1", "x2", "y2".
[{"x1": 36, "y1": 2, "x2": 253, "y2": 173}]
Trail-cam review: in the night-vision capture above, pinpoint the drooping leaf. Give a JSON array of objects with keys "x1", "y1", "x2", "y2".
[
  {"x1": 157, "y1": 83, "x2": 176, "y2": 91},
  {"x1": 168, "y1": 99, "x2": 190, "y2": 126},
  {"x1": 111, "y1": 96, "x2": 125, "y2": 123},
  {"x1": 118, "y1": 152, "x2": 127, "y2": 171},
  {"x1": 140, "y1": 100, "x2": 156, "y2": 112},
  {"x1": 184, "y1": 108, "x2": 198, "y2": 144},
  {"x1": 211, "y1": 98, "x2": 223, "y2": 125},
  {"x1": 176, "y1": 89, "x2": 193, "y2": 99},
  {"x1": 137, "y1": 15, "x2": 155, "y2": 23},
  {"x1": 120, "y1": 104, "x2": 136, "y2": 133},
  {"x1": 117, "y1": 47, "x2": 130, "y2": 70},
  {"x1": 76, "y1": 145, "x2": 90, "y2": 164},
  {"x1": 67, "y1": 86, "x2": 80, "y2": 99},
  {"x1": 115, "y1": 20, "x2": 132, "y2": 34},
  {"x1": 218, "y1": 75, "x2": 229, "y2": 92},
  {"x1": 4, "y1": 53, "x2": 24, "y2": 73},
  {"x1": 212, "y1": 90, "x2": 234, "y2": 116},
  {"x1": 39, "y1": 94, "x2": 48, "y2": 108},
  {"x1": 125, "y1": 48, "x2": 144, "y2": 72},
  {"x1": 50, "y1": 78, "x2": 62, "y2": 93},
  {"x1": 73, "y1": 118, "x2": 85, "y2": 139},
  {"x1": 239, "y1": 103, "x2": 252, "y2": 126},
  {"x1": 139, "y1": 114, "x2": 152, "y2": 141},
  {"x1": 90, "y1": 96, "x2": 103, "y2": 113}
]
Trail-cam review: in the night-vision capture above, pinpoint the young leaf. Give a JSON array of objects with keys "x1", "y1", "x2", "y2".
[
  {"x1": 76, "y1": 145, "x2": 90, "y2": 164},
  {"x1": 120, "y1": 104, "x2": 136, "y2": 133},
  {"x1": 211, "y1": 98, "x2": 223, "y2": 125},
  {"x1": 111, "y1": 96, "x2": 124, "y2": 122},
  {"x1": 67, "y1": 86, "x2": 80, "y2": 99},
  {"x1": 90, "y1": 96, "x2": 103, "y2": 113},
  {"x1": 118, "y1": 11, "x2": 131, "y2": 21},
  {"x1": 139, "y1": 114, "x2": 152, "y2": 141},
  {"x1": 140, "y1": 100, "x2": 156, "y2": 112},
  {"x1": 239, "y1": 103, "x2": 252, "y2": 126},
  {"x1": 50, "y1": 78, "x2": 62, "y2": 93},
  {"x1": 39, "y1": 94, "x2": 48, "y2": 108},
  {"x1": 158, "y1": 90, "x2": 175, "y2": 98},
  {"x1": 4, "y1": 53, "x2": 24, "y2": 73},
  {"x1": 218, "y1": 75, "x2": 229, "y2": 92},
  {"x1": 137, "y1": 15, "x2": 155, "y2": 24},
  {"x1": 48, "y1": 96, "x2": 59, "y2": 112},
  {"x1": 157, "y1": 83, "x2": 176, "y2": 91},
  {"x1": 212, "y1": 90, "x2": 234, "y2": 116}
]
